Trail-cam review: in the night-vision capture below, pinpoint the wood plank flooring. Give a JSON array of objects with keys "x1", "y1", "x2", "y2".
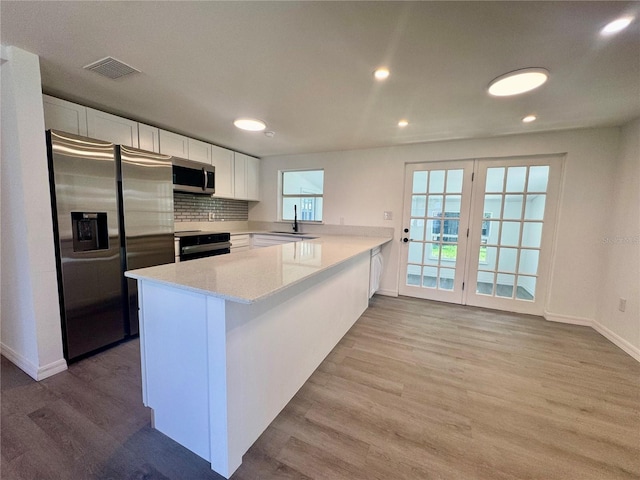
[{"x1": 2, "y1": 295, "x2": 639, "y2": 479}]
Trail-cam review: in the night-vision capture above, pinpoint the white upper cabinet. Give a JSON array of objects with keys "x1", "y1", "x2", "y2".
[
  {"x1": 87, "y1": 108, "x2": 139, "y2": 147},
  {"x1": 234, "y1": 153, "x2": 248, "y2": 200},
  {"x1": 246, "y1": 155, "x2": 260, "y2": 201},
  {"x1": 211, "y1": 144, "x2": 234, "y2": 198},
  {"x1": 188, "y1": 138, "x2": 212, "y2": 165},
  {"x1": 43, "y1": 94, "x2": 88, "y2": 136},
  {"x1": 138, "y1": 123, "x2": 160, "y2": 153},
  {"x1": 234, "y1": 152, "x2": 260, "y2": 201},
  {"x1": 159, "y1": 130, "x2": 189, "y2": 158}
]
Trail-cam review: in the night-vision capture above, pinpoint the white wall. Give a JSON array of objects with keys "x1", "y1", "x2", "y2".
[
  {"x1": 252, "y1": 127, "x2": 631, "y2": 341},
  {"x1": 595, "y1": 119, "x2": 640, "y2": 358},
  {"x1": 0, "y1": 46, "x2": 66, "y2": 379}
]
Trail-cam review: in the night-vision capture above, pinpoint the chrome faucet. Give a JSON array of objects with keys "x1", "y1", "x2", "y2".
[{"x1": 292, "y1": 205, "x2": 299, "y2": 232}]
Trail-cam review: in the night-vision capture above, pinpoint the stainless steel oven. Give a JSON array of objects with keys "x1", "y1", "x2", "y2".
[{"x1": 177, "y1": 232, "x2": 231, "y2": 261}]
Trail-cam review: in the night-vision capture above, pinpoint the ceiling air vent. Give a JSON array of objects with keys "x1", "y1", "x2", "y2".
[{"x1": 83, "y1": 56, "x2": 140, "y2": 79}]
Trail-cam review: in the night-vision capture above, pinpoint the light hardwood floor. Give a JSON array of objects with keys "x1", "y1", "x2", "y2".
[{"x1": 2, "y1": 295, "x2": 639, "y2": 479}]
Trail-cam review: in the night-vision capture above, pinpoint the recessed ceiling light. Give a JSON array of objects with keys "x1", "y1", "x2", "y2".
[
  {"x1": 601, "y1": 16, "x2": 634, "y2": 35},
  {"x1": 488, "y1": 68, "x2": 549, "y2": 97},
  {"x1": 374, "y1": 68, "x2": 390, "y2": 81},
  {"x1": 522, "y1": 114, "x2": 537, "y2": 123},
  {"x1": 398, "y1": 119, "x2": 409, "y2": 127},
  {"x1": 234, "y1": 118, "x2": 266, "y2": 131}
]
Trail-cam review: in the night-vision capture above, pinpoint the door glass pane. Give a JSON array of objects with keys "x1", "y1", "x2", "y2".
[
  {"x1": 427, "y1": 195, "x2": 444, "y2": 215},
  {"x1": 411, "y1": 195, "x2": 426, "y2": 217},
  {"x1": 408, "y1": 242, "x2": 423, "y2": 264},
  {"x1": 429, "y1": 219, "x2": 441, "y2": 241},
  {"x1": 439, "y1": 268, "x2": 455, "y2": 290},
  {"x1": 486, "y1": 168, "x2": 505, "y2": 192},
  {"x1": 444, "y1": 195, "x2": 461, "y2": 213},
  {"x1": 524, "y1": 194, "x2": 546, "y2": 220},
  {"x1": 423, "y1": 266, "x2": 438, "y2": 288},
  {"x1": 446, "y1": 170, "x2": 463, "y2": 193},
  {"x1": 485, "y1": 220, "x2": 500, "y2": 244},
  {"x1": 407, "y1": 265, "x2": 421, "y2": 286},
  {"x1": 518, "y1": 249, "x2": 539, "y2": 275},
  {"x1": 429, "y1": 170, "x2": 445, "y2": 193},
  {"x1": 477, "y1": 271, "x2": 495, "y2": 295},
  {"x1": 496, "y1": 273, "x2": 515, "y2": 298},
  {"x1": 521, "y1": 222, "x2": 543, "y2": 248},
  {"x1": 441, "y1": 243, "x2": 458, "y2": 266},
  {"x1": 500, "y1": 222, "x2": 520, "y2": 246},
  {"x1": 413, "y1": 171, "x2": 428, "y2": 194},
  {"x1": 503, "y1": 195, "x2": 523, "y2": 219},
  {"x1": 481, "y1": 246, "x2": 497, "y2": 270},
  {"x1": 527, "y1": 166, "x2": 549, "y2": 192},
  {"x1": 517, "y1": 276, "x2": 536, "y2": 300},
  {"x1": 484, "y1": 195, "x2": 502, "y2": 218},
  {"x1": 506, "y1": 167, "x2": 526, "y2": 191},
  {"x1": 410, "y1": 219, "x2": 425, "y2": 241},
  {"x1": 425, "y1": 243, "x2": 440, "y2": 266},
  {"x1": 497, "y1": 247, "x2": 517, "y2": 273}
]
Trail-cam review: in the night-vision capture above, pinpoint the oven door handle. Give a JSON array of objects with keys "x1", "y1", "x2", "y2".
[{"x1": 181, "y1": 242, "x2": 232, "y2": 255}]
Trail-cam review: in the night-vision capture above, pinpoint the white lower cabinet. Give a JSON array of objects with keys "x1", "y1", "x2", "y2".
[
  {"x1": 87, "y1": 107, "x2": 139, "y2": 147},
  {"x1": 43, "y1": 94, "x2": 88, "y2": 136},
  {"x1": 251, "y1": 234, "x2": 306, "y2": 248},
  {"x1": 230, "y1": 234, "x2": 251, "y2": 253}
]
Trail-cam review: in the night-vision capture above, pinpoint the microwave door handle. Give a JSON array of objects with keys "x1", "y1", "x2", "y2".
[{"x1": 202, "y1": 168, "x2": 207, "y2": 191}]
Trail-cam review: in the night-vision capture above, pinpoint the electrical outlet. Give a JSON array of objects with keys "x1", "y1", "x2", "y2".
[
  {"x1": 384, "y1": 211, "x2": 393, "y2": 220},
  {"x1": 209, "y1": 212, "x2": 215, "y2": 221},
  {"x1": 618, "y1": 298, "x2": 626, "y2": 312}
]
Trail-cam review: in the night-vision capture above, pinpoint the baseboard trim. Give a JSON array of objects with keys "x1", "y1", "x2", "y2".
[
  {"x1": 1, "y1": 343, "x2": 67, "y2": 380},
  {"x1": 591, "y1": 320, "x2": 640, "y2": 363},
  {"x1": 544, "y1": 312, "x2": 640, "y2": 363},
  {"x1": 543, "y1": 312, "x2": 593, "y2": 327},
  {"x1": 374, "y1": 289, "x2": 398, "y2": 297}
]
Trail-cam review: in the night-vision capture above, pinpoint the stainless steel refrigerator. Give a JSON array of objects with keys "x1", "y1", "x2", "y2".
[{"x1": 46, "y1": 130, "x2": 174, "y2": 361}]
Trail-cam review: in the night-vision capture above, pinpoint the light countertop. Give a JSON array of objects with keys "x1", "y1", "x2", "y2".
[{"x1": 126, "y1": 235, "x2": 391, "y2": 304}]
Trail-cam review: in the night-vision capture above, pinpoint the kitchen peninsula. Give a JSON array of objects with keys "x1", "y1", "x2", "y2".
[{"x1": 125, "y1": 234, "x2": 391, "y2": 478}]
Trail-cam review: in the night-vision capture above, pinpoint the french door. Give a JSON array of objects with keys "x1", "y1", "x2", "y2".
[{"x1": 399, "y1": 156, "x2": 562, "y2": 315}]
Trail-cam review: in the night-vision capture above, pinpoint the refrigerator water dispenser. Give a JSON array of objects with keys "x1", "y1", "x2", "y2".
[{"x1": 71, "y1": 212, "x2": 109, "y2": 252}]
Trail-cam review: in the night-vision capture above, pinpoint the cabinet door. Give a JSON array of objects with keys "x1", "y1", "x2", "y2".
[
  {"x1": 159, "y1": 130, "x2": 189, "y2": 158},
  {"x1": 234, "y1": 153, "x2": 248, "y2": 200},
  {"x1": 246, "y1": 155, "x2": 260, "y2": 201},
  {"x1": 139, "y1": 123, "x2": 160, "y2": 153},
  {"x1": 188, "y1": 138, "x2": 211, "y2": 165},
  {"x1": 211, "y1": 145, "x2": 234, "y2": 198},
  {"x1": 87, "y1": 108, "x2": 139, "y2": 147},
  {"x1": 42, "y1": 95, "x2": 88, "y2": 136}
]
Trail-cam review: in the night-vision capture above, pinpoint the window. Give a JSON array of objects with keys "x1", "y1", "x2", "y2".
[{"x1": 281, "y1": 170, "x2": 324, "y2": 221}]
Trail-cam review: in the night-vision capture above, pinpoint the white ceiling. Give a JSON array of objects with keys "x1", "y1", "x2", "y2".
[{"x1": 2, "y1": 1, "x2": 639, "y2": 158}]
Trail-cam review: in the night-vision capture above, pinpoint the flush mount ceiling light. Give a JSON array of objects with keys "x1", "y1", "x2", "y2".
[
  {"x1": 488, "y1": 68, "x2": 549, "y2": 97},
  {"x1": 522, "y1": 114, "x2": 537, "y2": 123},
  {"x1": 398, "y1": 119, "x2": 409, "y2": 127},
  {"x1": 601, "y1": 16, "x2": 634, "y2": 35},
  {"x1": 234, "y1": 118, "x2": 266, "y2": 131},
  {"x1": 374, "y1": 67, "x2": 390, "y2": 81}
]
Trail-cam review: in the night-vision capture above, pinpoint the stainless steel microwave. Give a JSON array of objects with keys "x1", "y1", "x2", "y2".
[{"x1": 172, "y1": 157, "x2": 215, "y2": 195}]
